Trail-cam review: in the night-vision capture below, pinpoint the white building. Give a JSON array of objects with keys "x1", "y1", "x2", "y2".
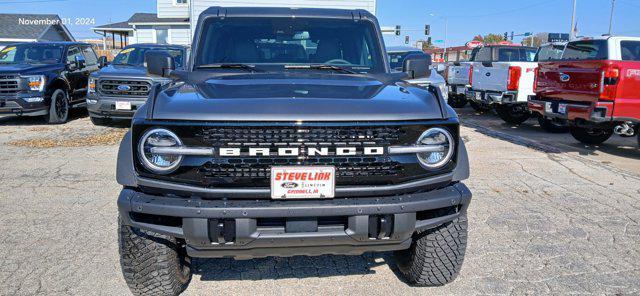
[{"x1": 94, "y1": 0, "x2": 377, "y2": 47}]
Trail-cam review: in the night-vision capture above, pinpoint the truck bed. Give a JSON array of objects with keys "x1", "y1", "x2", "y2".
[{"x1": 471, "y1": 61, "x2": 536, "y2": 102}]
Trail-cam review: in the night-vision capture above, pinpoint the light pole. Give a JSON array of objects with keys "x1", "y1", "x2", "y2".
[
  {"x1": 608, "y1": 0, "x2": 616, "y2": 35},
  {"x1": 570, "y1": 0, "x2": 577, "y2": 40},
  {"x1": 428, "y1": 13, "x2": 448, "y2": 61}
]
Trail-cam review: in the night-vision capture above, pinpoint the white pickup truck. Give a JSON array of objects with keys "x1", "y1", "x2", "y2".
[
  {"x1": 445, "y1": 48, "x2": 479, "y2": 108},
  {"x1": 466, "y1": 45, "x2": 538, "y2": 124}
]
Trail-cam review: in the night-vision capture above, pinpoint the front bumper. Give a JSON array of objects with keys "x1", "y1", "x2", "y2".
[
  {"x1": 118, "y1": 182, "x2": 472, "y2": 259},
  {"x1": 87, "y1": 93, "x2": 147, "y2": 119},
  {"x1": 466, "y1": 90, "x2": 519, "y2": 105},
  {"x1": 0, "y1": 94, "x2": 48, "y2": 116}
]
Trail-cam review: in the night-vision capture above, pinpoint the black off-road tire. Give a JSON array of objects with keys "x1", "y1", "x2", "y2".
[
  {"x1": 90, "y1": 116, "x2": 110, "y2": 126},
  {"x1": 537, "y1": 116, "x2": 568, "y2": 133},
  {"x1": 447, "y1": 94, "x2": 468, "y2": 109},
  {"x1": 45, "y1": 89, "x2": 69, "y2": 124},
  {"x1": 495, "y1": 104, "x2": 530, "y2": 125},
  {"x1": 569, "y1": 126, "x2": 613, "y2": 145},
  {"x1": 393, "y1": 214, "x2": 468, "y2": 286},
  {"x1": 119, "y1": 218, "x2": 192, "y2": 296}
]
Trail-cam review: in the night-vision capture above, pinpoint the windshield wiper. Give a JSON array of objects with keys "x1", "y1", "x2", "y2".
[
  {"x1": 284, "y1": 64, "x2": 356, "y2": 74},
  {"x1": 197, "y1": 63, "x2": 264, "y2": 72}
]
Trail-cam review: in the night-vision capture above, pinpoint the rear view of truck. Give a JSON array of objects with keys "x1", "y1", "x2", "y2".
[
  {"x1": 445, "y1": 48, "x2": 478, "y2": 108},
  {"x1": 530, "y1": 37, "x2": 640, "y2": 146},
  {"x1": 466, "y1": 46, "x2": 538, "y2": 124}
]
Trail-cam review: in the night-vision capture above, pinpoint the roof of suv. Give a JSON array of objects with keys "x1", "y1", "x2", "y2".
[{"x1": 200, "y1": 6, "x2": 375, "y2": 20}]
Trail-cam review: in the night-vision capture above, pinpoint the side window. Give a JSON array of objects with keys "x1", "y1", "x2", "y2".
[
  {"x1": 82, "y1": 46, "x2": 98, "y2": 65},
  {"x1": 475, "y1": 47, "x2": 492, "y2": 62},
  {"x1": 621, "y1": 41, "x2": 640, "y2": 61},
  {"x1": 66, "y1": 46, "x2": 83, "y2": 64}
]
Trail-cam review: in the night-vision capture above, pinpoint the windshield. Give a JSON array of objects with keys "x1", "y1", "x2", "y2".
[
  {"x1": 535, "y1": 44, "x2": 565, "y2": 61},
  {"x1": 195, "y1": 17, "x2": 385, "y2": 73},
  {"x1": 113, "y1": 47, "x2": 185, "y2": 68},
  {"x1": 0, "y1": 44, "x2": 63, "y2": 64},
  {"x1": 496, "y1": 47, "x2": 537, "y2": 62},
  {"x1": 388, "y1": 51, "x2": 423, "y2": 70},
  {"x1": 562, "y1": 40, "x2": 608, "y2": 60}
]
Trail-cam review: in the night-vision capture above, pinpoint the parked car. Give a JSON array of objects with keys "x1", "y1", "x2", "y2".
[
  {"x1": 0, "y1": 42, "x2": 101, "y2": 123},
  {"x1": 87, "y1": 44, "x2": 189, "y2": 125},
  {"x1": 387, "y1": 46, "x2": 449, "y2": 103},
  {"x1": 531, "y1": 42, "x2": 568, "y2": 132},
  {"x1": 116, "y1": 7, "x2": 472, "y2": 295},
  {"x1": 445, "y1": 48, "x2": 479, "y2": 109},
  {"x1": 466, "y1": 45, "x2": 538, "y2": 124},
  {"x1": 529, "y1": 36, "x2": 640, "y2": 145}
]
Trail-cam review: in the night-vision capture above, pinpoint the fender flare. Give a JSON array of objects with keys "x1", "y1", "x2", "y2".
[
  {"x1": 452, "y1": 138, "x2": 470, "y2": 182},
  {"x1": 116, "y1": 131, "x2": 137, "y2": 187}
]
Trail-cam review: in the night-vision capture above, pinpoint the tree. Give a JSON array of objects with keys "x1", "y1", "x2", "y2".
[{"x1": 471, "y1": 33, "x2": 508, "y2": 45}]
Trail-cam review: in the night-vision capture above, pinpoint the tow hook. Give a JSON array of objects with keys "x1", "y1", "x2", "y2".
[{"x1": 614, "y1": 122, "x2": 636, "y2": 137}]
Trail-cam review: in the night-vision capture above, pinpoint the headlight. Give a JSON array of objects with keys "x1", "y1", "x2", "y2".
[
  {"x1": 416, "y1": 128, "x2": 454, "y2": 169},
  {"x1": 88, "y1": 77, "x2": 96, "y2": 93},
  {"x1": 138, "y1": 128, "x2": 183, "y2": 174},
  {"x1": 23, "y1": 75, "x2": 46, "y2": 92}
]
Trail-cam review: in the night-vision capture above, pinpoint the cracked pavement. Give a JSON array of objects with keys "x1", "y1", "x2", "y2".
[{"x1": 0, "y1": 109, "x2": 639, "y2": 295}]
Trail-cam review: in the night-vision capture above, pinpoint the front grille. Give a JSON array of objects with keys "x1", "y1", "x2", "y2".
[
  {"x1": 99, "y1": 79, "x2": 151, "y2": 97},
  {"x1": 134, "y1": 123, "x2": 458, "y2": 190},
  {"x1": 198, "y1": 126, "x2": 403, "y2": 147},
  {"x1": 0, "y1": 75, "x2": 19, "y2": 95}
]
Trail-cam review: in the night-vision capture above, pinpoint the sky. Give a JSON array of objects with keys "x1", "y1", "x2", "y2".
[{"x1": 1, "y1": 0, "x2": 639, "y2": 46}]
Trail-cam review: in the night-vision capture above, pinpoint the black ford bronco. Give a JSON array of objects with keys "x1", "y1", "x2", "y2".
[
  {"x1": 117, "y1": 7, "x2": 471, "y2": 295},
  {"x1": 87, "y1": 44, "x2": 188, "y2": 126},
  {"x1": 0, "y1": 42, "x2": 101, "y2": 123}
]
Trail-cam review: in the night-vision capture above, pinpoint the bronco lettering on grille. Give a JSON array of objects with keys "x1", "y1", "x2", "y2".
[{"x1": 218, "y1": 147, "x2": 384, "y2": 157}]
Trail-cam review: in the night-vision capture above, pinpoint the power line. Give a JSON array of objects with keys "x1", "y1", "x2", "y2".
[{"x1": 446, "y1": 0, "x2": 557, "y2": 19}]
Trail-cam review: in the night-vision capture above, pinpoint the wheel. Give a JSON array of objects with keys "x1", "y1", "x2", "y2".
[
  {"x1": 537, "y1": 117, "x2": 568, "y2": 133},
  {"x1": 495, "y1": 104, "x2": 530, "y2": 125},
  {"x1": 468, "y1": 100, "x2": 483, "y2": 112},
  {"x1": 447, "y1": 94, "x2": 468, "y2": 109},
  {"x1": 90, "y1": 116, "x2": 110, "y2": 126},
  {"x1": 393, "y1": 213, "x2": 468, "y2": 286},
  {"x1": 45, "y1": 89, "x2": 69, "y2": 124},
  {"x1": 569, "y1": 126, "x2": 613, "y2": 145},
  {"x1": 119, "y1": 217, "x2": 192, "y2": 296}
]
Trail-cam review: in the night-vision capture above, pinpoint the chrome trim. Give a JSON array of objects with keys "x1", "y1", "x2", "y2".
[
  {"x1": 136, "y1": 172, "x2": 454, "y2": 199},
  {"x1": 388, "y1": 145, "x2": 445, "y2": 154},
  {"x1": 150, "y1": 146, "x2": 215, "y2": 156}
]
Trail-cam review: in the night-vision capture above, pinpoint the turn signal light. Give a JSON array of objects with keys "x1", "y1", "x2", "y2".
[
  {"x1": 468, "y1": 65, "x2": 473, "y2": 86},
  {"x1": 533, "y1": 67, "x2": 540, "y2": 93}
]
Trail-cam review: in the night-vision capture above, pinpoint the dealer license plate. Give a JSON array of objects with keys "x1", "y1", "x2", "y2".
[
  {"x1": 271, "y1": 166, "x2": 335, "y2": 199},
  {"x1": 558, "y1": 103, "x2": 567, "y2": 115},
  {"x1": 115, "y1": 101, "x2": 132, "y2": 110},
  {"x1": 475, "y1": 92, "x2": 482, "y2": 101}
]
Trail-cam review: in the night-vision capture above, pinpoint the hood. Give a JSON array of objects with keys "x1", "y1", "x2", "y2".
[
  {"x1": 93, "y1": 64, "x2": 149, "y2": 78},
  {"x1": 150, "y1": 73, "x2": 445, "y2": 122},
  {"x1": 0, "y1": 63, "x2": 63, "y2": 75}
]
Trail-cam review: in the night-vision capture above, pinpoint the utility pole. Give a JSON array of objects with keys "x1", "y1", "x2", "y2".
[
  {"x1": 570, "y1": 0, "x2": 577, "y2": 40},
  {"x1": 443, "y1": 17, "x2": 448, "y2": 62},
  {"x1": 608, "y1": 0, "x2": 616, "y2": 35}
]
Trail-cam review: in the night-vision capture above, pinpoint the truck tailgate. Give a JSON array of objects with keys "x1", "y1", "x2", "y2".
[
  {"x1": 471, "y1": 62, "x2": 509, "y2": 92},
  {"x1": 536, "y1": 60, "x2": 606, "y2": 103},
  {"x1": 447, "y1": 63, "x2": 471, "y2": 86}
]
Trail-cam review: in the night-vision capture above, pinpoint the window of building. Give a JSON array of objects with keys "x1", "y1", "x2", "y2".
[{"x1": 156, "y1": 28, "x2": 169, "y2": 44}]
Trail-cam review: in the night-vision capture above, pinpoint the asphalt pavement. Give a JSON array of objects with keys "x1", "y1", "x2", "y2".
[{"x1": 0, "y1": 109, "x2": 638, "y2": 295}]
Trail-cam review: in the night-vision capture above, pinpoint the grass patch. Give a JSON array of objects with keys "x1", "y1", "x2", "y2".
[{"x1": 9, "y1": 129, "x2": 128, "y2": 148}]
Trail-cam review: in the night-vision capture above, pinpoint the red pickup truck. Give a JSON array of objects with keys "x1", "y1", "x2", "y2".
[{"x1": 529, "y1": 36, "x2": 640, "y2": 146}]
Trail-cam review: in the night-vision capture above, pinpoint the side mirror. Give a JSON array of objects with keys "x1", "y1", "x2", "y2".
[
  {"x1": 145, "y1": 50, "x2": 175, "y2": 78},
  {"x1": 98, "y1": 56, "x2": 108, "y2": 68},
  {"x1": 75, "y1": 55, "x2": 86, "y2": 70},
  {"x1": 403, "y1": 53, "x2": 432, "y2": 79}
]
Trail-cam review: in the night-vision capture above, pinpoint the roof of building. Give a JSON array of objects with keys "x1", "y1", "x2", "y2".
[
  {"x1": 0, "y1": 13, "x2": 74, "y2": 41},
  {"x1": 127, "y1": 13, "x2": 188, "y2": 24},
  {"x1": 94, "y1": 21, "x2": 133, "y2": 31}
]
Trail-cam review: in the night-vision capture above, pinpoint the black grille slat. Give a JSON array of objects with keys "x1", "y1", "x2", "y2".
[
  {"x1": 98, "y1": 79, "x2": 151, "y2": 97},
  {"x1": 0, "y1": 75, "x2": 19, "y2": 94}
]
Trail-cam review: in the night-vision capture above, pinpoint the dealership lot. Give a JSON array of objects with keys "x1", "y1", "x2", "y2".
[{"x1": 0, "y1": 110, "x2": 639, "y2": 295}]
